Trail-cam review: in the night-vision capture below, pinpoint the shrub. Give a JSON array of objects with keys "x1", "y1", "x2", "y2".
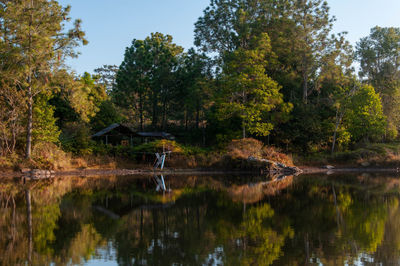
[
  {"x1": 31, "y1": 142, "x2": 71, "y2": 169},
  {"x1": 227, "y1": 138, "x2": 264, "y2": 159},
  {"x1": 60, "y1": 122, "x2": 95, "y2": 155},
  {"x1": 133, "y1": 140, "x2": 184, "y2": 154},
  {"x1": 226, "y1": 138, "x2": 293, "y2": 166}
]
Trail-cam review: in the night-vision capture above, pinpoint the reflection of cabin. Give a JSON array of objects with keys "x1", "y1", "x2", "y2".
[{"x1": 91, "y1": 123, "x2": 175, "y2": 146}]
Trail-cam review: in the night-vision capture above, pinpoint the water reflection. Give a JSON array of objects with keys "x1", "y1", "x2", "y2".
[{"x1": 1, "y1": 173, "x2": 400, "y2": 265}]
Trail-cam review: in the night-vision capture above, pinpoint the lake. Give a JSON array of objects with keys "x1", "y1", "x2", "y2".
[{"x1": 1, "y1": 172, "x2": 400, "y2": 265}]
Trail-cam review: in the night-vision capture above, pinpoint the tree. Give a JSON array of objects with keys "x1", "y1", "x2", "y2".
[
  {"x1": 356, "y1": 26, "x2": 400, "y2": 138},
  {"x1": 195, "y1": 0, "x2": 336, "y2": 104},
  {"x1": 218, "y1": 34, "x2": 288, "y2": 138},
  {"x1": 90, "y1": 100, "x2": 123, "y2": 132},
  {"x1": 345, "y1": 85, "x2": 386, "y2": 143},
  {"x1": 94, "y1": 65, "x2": 119, "y2": 95},
  {"x1": 290, "y1": 0, "x2": 335, "y2": 103},
  {"x1": 50, "y1": 71, "x2": 107, "y2": 127},
  {"x1": 72, "y1": 72, "x2": 107, "y2": 123},
  {"x1": 0, "y1": 85, "x2": 25, "y2": 156},
  {"x1": 175, "y1": 48, "x2": 212, "y2": 130},
  {"x1": 115, "y1": 33, "x2": 183, "y2": 130},
  {"x1": 0, "y1": 0, "x2": 87, "y2": 158},
  {"x1": 32, "y1": 94, "x2": 60, "y2": 144}
]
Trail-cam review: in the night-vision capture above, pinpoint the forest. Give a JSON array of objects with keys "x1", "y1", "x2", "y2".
[{"x1": 1, "y1": 0, "x2": 399, "y2": 169}]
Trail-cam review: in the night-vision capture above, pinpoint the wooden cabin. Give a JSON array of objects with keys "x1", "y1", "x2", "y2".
[
  {"x1": 92, "y1": 123, "x2": 135, "y2": 146},
  {"x1": 92, "y1": 124, "x2": 175, "y2": 146},
  {"x1": 136, "y1": 132, "x2": 175, "y2": 143}
]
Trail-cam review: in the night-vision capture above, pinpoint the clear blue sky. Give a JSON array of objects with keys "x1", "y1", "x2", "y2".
[{"x1": 58, "y1": 0, "x2": 400, "y2": 75}]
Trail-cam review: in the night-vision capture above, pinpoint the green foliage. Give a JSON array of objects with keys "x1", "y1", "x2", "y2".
[
  {"x1": 2, "y1": 0, "x2": 400, "y2": 161},
  {"x1": 0, "y1": 0, "x2": 87, "y2": 158},
  {"x1": 115, "y1": 32, "x2": 184, "y2": 129},
  {"x1": 90, "y1": 100, "x2": 123, "y2": 132},
  {"x1": 132, "y1": 140, "x2": 184, "y2": 154},
  {"x1": 33, "y1": 202, "x2": 61, "y2": 255},
  {"x1": 238, "y1": 203, "x2": 294, "y2": 265},
  {"x1": 33, "y1": 94, "x2": 60, "y2": 144},
  {"x1": 345, "y1": 85, "x2": 386, "y2": 143},
  {"x1": 357, "y1": 26, "x2": 400, "y2": 138},
  {"x1": 70, "y1": 72, "x2": 108, "y2": 123},
  {"x1": 60, "y1": 122, "x2": 95, "y2": 155},
  {"x1": 94, "y1": 65, "x2": 119, "y2": 94},
  {"x1": 217, "y1": 33, "x2": 290, "y2": 137}
]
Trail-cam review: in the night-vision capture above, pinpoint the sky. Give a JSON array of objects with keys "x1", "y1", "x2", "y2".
[{"x1": 58, "y1": 0, "x2": 400, "y2": 75}]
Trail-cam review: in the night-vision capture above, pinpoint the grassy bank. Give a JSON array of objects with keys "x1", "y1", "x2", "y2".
[
  {"x1": 296, "y1": 142, "x2": 400, "y2": 168},
  {"x1": 4, "y1": 139, "x2": 400, "y2": 172},
  {"x1": 0, "y1": 138, "x2": 293, "y2": 172}
]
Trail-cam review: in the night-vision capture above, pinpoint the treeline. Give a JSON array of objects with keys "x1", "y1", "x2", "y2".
[
  {"x1": 112, "y1": 0, "x2": 397, "y2": 153},
  {"x1": 0, "y1": 0, "x2": 399, "y2": 161}
]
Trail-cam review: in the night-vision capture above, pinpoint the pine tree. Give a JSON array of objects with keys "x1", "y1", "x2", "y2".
[{"x1": 0, "y1": 0, "x2": 87, "y2": 158}]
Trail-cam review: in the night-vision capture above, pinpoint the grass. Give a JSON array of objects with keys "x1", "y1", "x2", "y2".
[{"x1": 296, "y1": 142, "x2": 400, "y2": 167}]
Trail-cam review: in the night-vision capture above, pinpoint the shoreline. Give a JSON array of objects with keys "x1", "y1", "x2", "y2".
[{"x1": 1, "y1": 166, "x2": 400, "y2": 179}]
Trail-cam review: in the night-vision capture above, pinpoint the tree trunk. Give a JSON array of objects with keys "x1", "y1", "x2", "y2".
[
  {"x1": 242, "y1": 122, "x2": 246, "y2": 139},
  {"x1": 139, "y1": 93, "x2": 144, "y2": 131},
  {"x1": 185, "y1": 109, "x2": 188, "y2": 131},
  {"x1": 25, "y1": 87, "x2": 33, "y2": 159},
  {"x1": 152, "y1": 92, "x2": 158, "y2": 128},
  {"x1": 303, "y1": 68, "x2": 308, "y2": 104},
  {"x1": 331, "y1": 110, "x2": 344, "y2": 155},
  {"x1": 196, "y1": 101, "x2": 200, "y2": 129},
  {"x1": 161, "y1": 97, "x2": 167, "y2": 130},
  {"x1": 301, "y1": 50, "x2": 309, "y2": 104}
]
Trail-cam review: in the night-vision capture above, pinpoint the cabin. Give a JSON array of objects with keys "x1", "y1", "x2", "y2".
[
  {"x1": 91, "y1": 123, "x2": 175, "y2": 146},
  {"x1": 136, "y1": 132, "x2": 175, "y2": 143},
  {"x1": 92, "y1": 123, "x2": 135, "y2": 146}
]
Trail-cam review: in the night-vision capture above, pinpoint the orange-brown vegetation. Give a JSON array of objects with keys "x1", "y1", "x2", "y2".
[{"x1": 226, "y1": 138, "x2": 293, "y2": 166}]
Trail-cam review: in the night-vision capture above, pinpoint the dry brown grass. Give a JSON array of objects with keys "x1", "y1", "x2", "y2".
[
  {"x1": 227, "y1": 138, "x2": 264, "y2": 159},
  {"x1": 227, "y1": 138, "x2": 294, "y2": 166}
]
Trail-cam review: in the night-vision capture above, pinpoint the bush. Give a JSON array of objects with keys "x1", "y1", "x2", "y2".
[
  {"x1": 31, "y1": 142, "x2": 71, "y2": 169},
  {"x1": 132, "y1": 140, "x2": 184, "y2": 154},
  {"x1": 226, "y1": 138, "x2": 293, "y2": 166},
  {"x1": 60, "y1": 122, "x2": 95, "y2": 155},
  {"x1": 227, "y1": 138, "x2": 264, "y2": 159}
]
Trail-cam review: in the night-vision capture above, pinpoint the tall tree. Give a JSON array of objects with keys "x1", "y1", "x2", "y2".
[
  {"x1": 176, "y1": 48, "x2": 212, "y2": 130},
  {"x1": 115, "y1": 33, "x2": 183, "y2": 130},
  {"x1": 94, "y1": 64, "x2": 119, "y2": 95},
  {"x1": 217, "y1": 34, "x2": 288, "y2": 138},
  {"x1": 0, "y1": 0, "x2": 87, "y2": 158},
  {"x1": 356, "y1": 26, "x2": 400, "y2": 139},
  {"x1": 195, "y1": 0, "x2": 336, "y2": 103},
  {"x1": 290, "y1": 0, "x2": 334, "y2": 103}
]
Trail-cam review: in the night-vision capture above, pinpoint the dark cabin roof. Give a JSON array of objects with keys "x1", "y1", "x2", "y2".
[{"x1": 92, "y1": 123, "x2": 134, "y2": 137}]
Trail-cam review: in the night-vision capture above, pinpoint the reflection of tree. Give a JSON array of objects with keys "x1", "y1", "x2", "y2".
[
  {"x1": 236, "y1": 204, "x2": 294, "y2": 265},
  {"x1": 373, "y1": 198, "x2": 400, "y2": 264},
  {"x1": 4, "y1": 173, "x2": 400, "y2": 265},
  {"x1": 0, "y1": 180, "x2": 109, "y2": 265},
  {"x1": 273, "y1": 175, "x2": 396, "y2": 265},
  {"x1": 107, "y1": 189, "x2": 294, "y2": 266},
  {"x1": 337, "y1": 190, "x2": 387, "y2": 254}
]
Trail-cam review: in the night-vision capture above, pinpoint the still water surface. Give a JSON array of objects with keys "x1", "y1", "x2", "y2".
[{"x1": 1, "y1": 173, "x2": 400, "y2": 265}]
